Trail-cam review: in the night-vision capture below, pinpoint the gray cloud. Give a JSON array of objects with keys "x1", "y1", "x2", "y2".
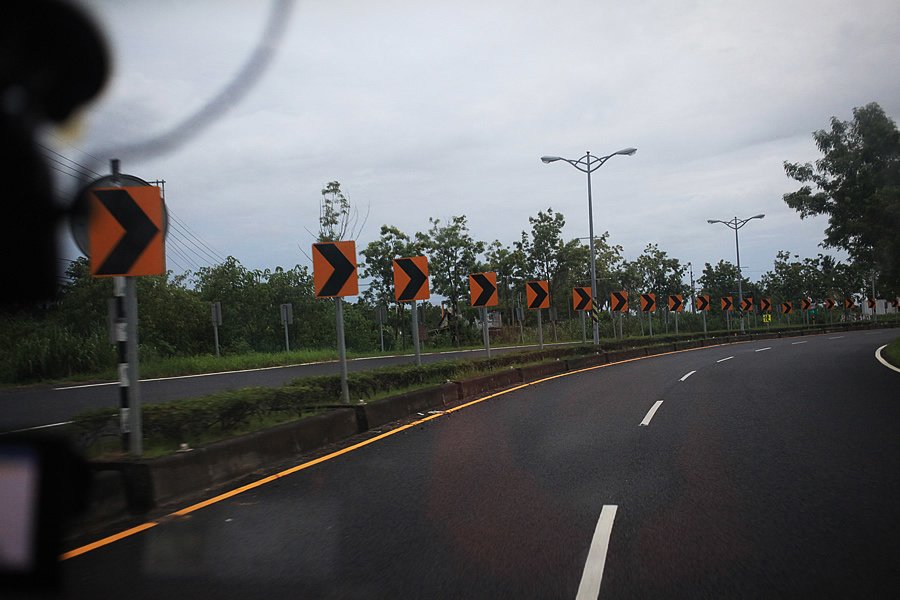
[{"x1": 59, "y1": 0, "x2": 900, "y2": 283}]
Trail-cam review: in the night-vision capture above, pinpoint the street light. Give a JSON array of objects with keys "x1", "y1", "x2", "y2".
[
  {"x1": 707, "y1": 214, "x2": 765, "y2": 333},
  {"x1": 541, "y1": 148, "x2": 637, "y2": 345}
]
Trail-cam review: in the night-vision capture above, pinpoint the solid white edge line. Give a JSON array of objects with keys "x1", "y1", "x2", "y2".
[
  {"x1": 828, "y1": 336, "x2": 845, "y2": 340},
  {"x1": 52, "y1": 342, "x2": 581, "y2": 391},
  {"x1": 0, "y1": 421, "x2": 73, "y2": 435},
  {"x1": 639, "y1": 401, "x2": 664, "y2": 426},
  {"x1": 716, "y1": 356, "x2": 734, "y2": 363},
  {"x1": 755, "y1": 347, "x2": 772, "y2": 352},
  {"x1": 679, "y1": 370, "x2": 696, "y2": 382},
  {"x1": 875, "y1": 345, "x2": 900, "y2": 374},
  {"x1": 576, "y1": 505, "x2": 619, "y2": 600},
  {"x1": 791, "y1": 341, "x2": 807, "y2": 345}
]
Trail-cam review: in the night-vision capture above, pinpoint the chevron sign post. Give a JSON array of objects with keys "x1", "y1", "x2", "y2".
[
  {"x1": 313, "y1": 241, "x2": 358, "y2": 403},
  {"x1": 393, "y1": 256, "x2": 429, "y2": 366},
  {"x1": 695, "y1": 293, "x2": 711, "y2": 335},
  {"x1": 526, "y1": 280, "x2": 550, "y2": 349},
  {"x1": 470, "y1": 272, "x2": 498, "y2": 358}
]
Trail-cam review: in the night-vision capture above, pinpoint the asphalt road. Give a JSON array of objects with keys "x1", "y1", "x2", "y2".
[
  {"x1": 0, "y1": 342, "x2": 576, "y2": 433},
  {"x1": 50, "y1": 327, "x2": 898, "y2": 598}
]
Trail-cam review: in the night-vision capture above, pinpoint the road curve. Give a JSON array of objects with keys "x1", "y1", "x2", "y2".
[{"x1": 51, "y1": 328, "x2": 899, "y2": 599}]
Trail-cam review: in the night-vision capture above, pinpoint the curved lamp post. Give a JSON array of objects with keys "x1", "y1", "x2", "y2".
[
  {"x1": 541, "y1": 148, "x2": 637, "y2": 345},
  {"x1": 707, "y1": 214, "x2": 765, "y2": 333}
]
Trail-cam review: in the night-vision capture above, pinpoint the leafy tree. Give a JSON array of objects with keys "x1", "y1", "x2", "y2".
[
  {"x1": 698, "y1": 260, "x2": 750, "y2": 302},
  {"x1": 519, "y1": 208, "x2": 565, "y2": 282},
  {"x1": 415, "y1": 216, "x2": 485, "y2": 344},
  {"x1": 359, "y1": 225, "x2": 420, "y2": 349},
  {"x1": 317, "y1": 181, "x2": 367, "y2": 242},
  {"x1": 484, "y1": 239, "x2": 527, "y2": 321},
  {"x1": 632, "y1": 244, "x2": 687, "y2": 297},
  {"x1": 783, "y1": 102, "x2": 900, "y2": 292},
  {"x1": 360, "y1": 225, "x2": 419, "y2": 308}
]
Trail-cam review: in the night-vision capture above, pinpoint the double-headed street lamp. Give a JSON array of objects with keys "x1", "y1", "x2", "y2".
[
  {"x1": 707, "y1": 214, "x2": 765, "y2": 333},
  {"x1": 541, "y1": 148, "x2": 637, "y2": 345}
]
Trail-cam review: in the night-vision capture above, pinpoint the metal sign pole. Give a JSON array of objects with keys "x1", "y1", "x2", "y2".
[
  {"x1": 335, "y1": 298, "x2": 350, "y2": 403},
  {"x1": 112, "y1": 277, "x2": 129, "y2": 453},
  {"x1": 125, "y1": 277, "x2": 142, "y2": 457},
  {"x1": 702, "y1": 310, "x2": 707, "y2": 335},
  {"x1": 211, "y1": 301, "x2": 222, "y2": 357},
  {"x1": 675, "y1": 310, "x2": 679, "y2": 335},
  {"x1": 580, "y1": 310, "x2": 587, "y2": 343},
  {"x1": 537, "y1": 309, "x2": 544, "y2": 350},
  {"x1": 481, "y1": 307, "x2": 491, "y2": 359},
  {"x1": 517, "y1": 306, "x2": 525, "y2": 344},
  {"x1": 411, "y1": 301, "x2": 422, "y2": 366},
  {"x1": 377, "y1": 307, "x2": 385, "y2": 352}
]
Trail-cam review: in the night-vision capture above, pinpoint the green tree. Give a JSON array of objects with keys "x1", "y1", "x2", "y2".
[
  {"x1": 698, "y1": 259, "x2": 749, "y2": 302},
  {"x1": 416, "y1": 216, "x2": 485, "y2": 344},
  {"x1": 632, "y1": 244, "x2": 687, "y2": 297},
  {"x1": 519, "y1": 208, "x2": 566, "y2": 282},
  {"x1": 360, "y1": 225, "x2": 419, "y2": 308},
  {"x1": 783, "y1": 102, "x2": 900, "y2": 292},
  {"x1": 484, "y1": 239, "x2": 527, "y2": 322},
  {"x1": 317, "y1": 181, "x2": 366, "y2": 242},
  {"x1": 359, "y1": 225, "x2": 420, "y2": 349}
]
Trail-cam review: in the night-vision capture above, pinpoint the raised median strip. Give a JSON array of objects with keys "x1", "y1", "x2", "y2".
[{"x1": 67, "y1": 322, "x2": 897, "y2": 541}]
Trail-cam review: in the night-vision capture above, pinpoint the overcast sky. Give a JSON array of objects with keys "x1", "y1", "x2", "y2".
[{"x1": 54, "y1": 0, "x2": 900, "y2": 288}]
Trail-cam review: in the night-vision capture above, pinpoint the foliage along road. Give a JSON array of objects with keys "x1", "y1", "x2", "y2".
[{"x1": 0, "y1": 341, "x2": 578, "y2": 433}]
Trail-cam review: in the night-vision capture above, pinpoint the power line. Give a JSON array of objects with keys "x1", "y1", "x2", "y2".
[
  {"x1": 166, "y1": 226, "x2": 216, "y2": 268},
  {"x1": 43, "y1": 131, "x2": 104, "y2": 163},
  {"x1": 168, "y1": 211, "x2": 227, "y2": 262},
  {"x1": 38, "y1": 143, "x2": 103, "y2": 178},
  {"x1": 167, "y1": 219, "x2": 222, "y2": 265}
]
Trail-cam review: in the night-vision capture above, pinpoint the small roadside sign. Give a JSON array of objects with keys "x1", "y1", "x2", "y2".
[
  {"x1": 313, "y1": 241, "x2": 358, "y2": 298},
  {"x1": 526, "y1": 280, "x2": 550, "y2": 309},
  {"x1": 696, "y1": 294, "x2": 711, "y2": 311},
  {"x1": 667, "y1": 294, "x2": 684, "y2": 312},
  {"x1": 393, "y1": 256, "x2": 429, "y2": 302},
  {"x1": 89, "y1": 186, "x2": 166, "y2": 277},
  {"x1": 469, "y1": 272, "x2": 498, "y2": 307},
  {"x1": 573, "y1": 287, "x2": 592, "y2": 312}
]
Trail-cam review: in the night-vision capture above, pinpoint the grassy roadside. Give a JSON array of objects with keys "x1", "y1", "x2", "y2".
[
  {"x1": 882, "y1": 337, "x2": 900, "y2": 368},
  {"x1": 0, "y1": 339, "x2": 563, "y2": 389},
  {"x1": 71, "y1": 321, "x2": 900, "y2": 460},
  {"x1": 72, "y1": 346, "x2": 591, "y2": 460},
  {"x1": 5, "y1": 318, "x2": 896, "y2": 389}
]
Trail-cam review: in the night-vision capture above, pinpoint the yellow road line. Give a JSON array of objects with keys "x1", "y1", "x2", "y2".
[{"x1": 61, "y1": 340, "x2": 735, "y2": 561}]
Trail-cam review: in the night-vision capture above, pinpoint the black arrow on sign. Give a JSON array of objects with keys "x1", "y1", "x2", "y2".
[
  {"x1": 472, "y1": 273, "x2": 496, "y2": 307},
  {"x1": 611, "y1": 291, "x2": 627, "y2": 312},
  {"x1": 316, "y1": 243, "x2": 355, "y2": 297},
  {"x1": 94, "y1": 189, "x2": 160, "y2": 275},
  {"x1": 641, "y1": 294, "x2": 656, "y2": 312},
  {"x1": 696, "y1": 296, "x2": 710, "y2": 311},
  {"x1": 527, "y1": 282, "x2": 548, "y2": 309},
  {"x1": 722, "y1": 297, "x2": 734, "y2": 311},
  {"x1": 574, "y1": 288, "x2": 591, "y2": 311},
  {"x1": 396, "y1": 258, "x2": 426, "y2": 302}
]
